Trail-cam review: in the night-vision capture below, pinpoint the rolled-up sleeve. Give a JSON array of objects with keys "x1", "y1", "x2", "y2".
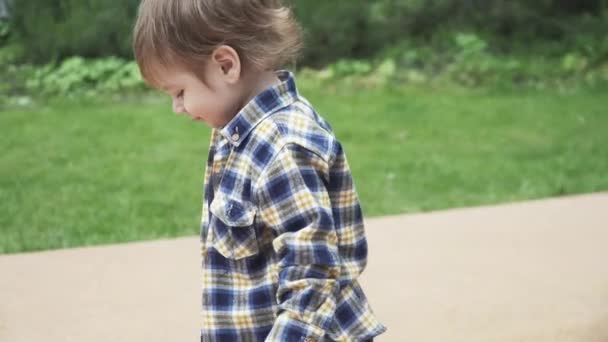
[{"x1": 254, "y1": 142, "x2": 340, "y2": 342}]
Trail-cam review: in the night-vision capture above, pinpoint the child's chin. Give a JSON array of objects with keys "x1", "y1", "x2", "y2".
[{"x1": 194, "y1": 118, "x2": 214, "y2": 127}]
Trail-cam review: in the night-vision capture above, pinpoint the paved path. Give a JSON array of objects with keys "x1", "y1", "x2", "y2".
[{"x1": 1, "y1": 193, "x2": 607, "y2": 341}]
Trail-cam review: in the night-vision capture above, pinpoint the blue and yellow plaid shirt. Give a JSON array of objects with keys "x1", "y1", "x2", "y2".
[{"x1": 199, "y1": 70, "x2": 387, "y2": 341}]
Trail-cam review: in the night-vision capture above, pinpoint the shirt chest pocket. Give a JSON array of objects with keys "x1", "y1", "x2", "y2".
[{"x1": 208, "y1": 193, "x2": 260, "y2": 260}]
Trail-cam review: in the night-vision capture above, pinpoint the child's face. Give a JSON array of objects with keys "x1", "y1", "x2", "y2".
[{"x1": 152, "y1": 60, "x2": 243, "y2": 129}]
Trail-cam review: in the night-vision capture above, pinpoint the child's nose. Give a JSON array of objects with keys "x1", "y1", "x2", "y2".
[{"x1": 172, "y1": 98, "x2": 185, "y2": 115}]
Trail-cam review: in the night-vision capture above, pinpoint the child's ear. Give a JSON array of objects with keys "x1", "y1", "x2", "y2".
[{"x1": 211, "y1": 45, "x2": 241, "y2": 84}]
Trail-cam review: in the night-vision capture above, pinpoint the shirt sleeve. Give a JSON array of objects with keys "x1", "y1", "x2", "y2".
[{"x1": 254, "y1": 142, "x2": 341, "y2": 342}]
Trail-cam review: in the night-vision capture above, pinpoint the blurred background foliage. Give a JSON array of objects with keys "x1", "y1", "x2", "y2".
[
  {"x1": 1, "y1": 0, "x2": 607, "y2": 101},
  {"x1": 5, "y1": 0, "x2": 608, "y2": 65}
]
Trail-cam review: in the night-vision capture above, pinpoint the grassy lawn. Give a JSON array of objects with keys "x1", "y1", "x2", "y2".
[{"x1": 1, "y1": 81, "x2": 607, "y2": 254}]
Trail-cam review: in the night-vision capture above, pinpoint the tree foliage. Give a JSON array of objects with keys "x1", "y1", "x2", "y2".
[{"x1": 4, "y1": 0, "x2": 608, "y2": 66}]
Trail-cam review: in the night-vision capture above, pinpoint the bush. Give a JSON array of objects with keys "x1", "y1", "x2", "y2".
[
  {"x1": 6, "y1": 0, "x2": 608, "y2": 67},
  {"x1": 300, "y1": 30, "x2": 608, "y2": 90},
  {"x1": 10, "y1": 0, "x2": 139, "y2": 64},
  {"x1": 288, "y1": 1, "x2": 379, "y2": 67},
  {"x1": 24, "y1": 56, "x2": 145, "y2": 97},
  {"x1": 0, "y1": 20, "x2": 9, "y2": 44}
]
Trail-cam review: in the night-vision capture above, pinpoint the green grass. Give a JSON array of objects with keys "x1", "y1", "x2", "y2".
[{"x1": 1, "y1": 82, "x2": 607, "y2": 254}]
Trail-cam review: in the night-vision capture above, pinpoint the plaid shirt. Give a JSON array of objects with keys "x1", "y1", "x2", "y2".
[{"x1": 199, "y1": 70, "x2": 387, "y2": 341}]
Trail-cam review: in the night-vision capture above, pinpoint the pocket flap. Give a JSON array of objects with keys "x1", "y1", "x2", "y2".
[
  {"x1": 207, "y1": 193, "x2": 259, "y2": 260},
  {"x1": 209, "y1": 193, "x2": 256, "y2": 227}
]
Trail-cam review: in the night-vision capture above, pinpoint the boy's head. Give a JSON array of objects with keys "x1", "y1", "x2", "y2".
[{"x1": 133, "y1": 0, "x2": 302, "y2": 128}]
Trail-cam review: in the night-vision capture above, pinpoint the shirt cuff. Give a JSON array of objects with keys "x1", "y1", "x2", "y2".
[{"x1": 264, "y1": 311, "x2": 326, "y2": 342}]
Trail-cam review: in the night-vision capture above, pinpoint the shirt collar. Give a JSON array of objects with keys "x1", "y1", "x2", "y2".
[{"x1": 219, "y1": 70, "x2": 299, "y2": 147}]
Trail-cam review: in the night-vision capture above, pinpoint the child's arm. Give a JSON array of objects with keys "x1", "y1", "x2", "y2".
[{"x1": 255, "y1": 142, "x2": 344, "y2": 342}]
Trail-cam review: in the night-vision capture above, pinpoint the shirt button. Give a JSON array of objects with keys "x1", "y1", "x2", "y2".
[{"x1": 231, "y1": 132, "x2": 239, "y2": 141}]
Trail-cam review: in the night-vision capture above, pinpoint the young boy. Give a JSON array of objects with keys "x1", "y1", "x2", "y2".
[{"x1": 133, "y1": 0, "x2": 387, "y2": 341}]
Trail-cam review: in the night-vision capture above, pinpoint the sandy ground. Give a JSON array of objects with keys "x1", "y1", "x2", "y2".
[{"x1": 1, "y1": 193, "x2": 607, "y2": 342}]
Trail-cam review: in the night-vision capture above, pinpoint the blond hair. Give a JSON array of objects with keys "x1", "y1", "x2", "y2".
[{"x1": 133, "y1": 0, "x2": 303, "y2": 86}]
